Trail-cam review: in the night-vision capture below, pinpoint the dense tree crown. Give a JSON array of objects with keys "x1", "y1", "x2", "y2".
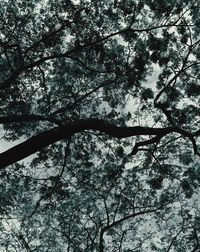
[{"x1": 0, "y1": 0, "x2": 200, "y2": 251}]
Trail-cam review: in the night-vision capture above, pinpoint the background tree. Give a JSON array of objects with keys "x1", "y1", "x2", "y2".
[{"x1": 0, "y1": 0, "x2": 200, "y2": 251}]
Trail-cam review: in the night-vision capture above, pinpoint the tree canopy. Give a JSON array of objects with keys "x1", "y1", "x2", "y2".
[{"x1": 0, "y1": 0, "x2": 200, "y2": 251}]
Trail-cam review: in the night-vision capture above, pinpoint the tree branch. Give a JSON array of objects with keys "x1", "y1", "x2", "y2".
[
  {"x1": 0, "y1": 118, "x2": 176, "y2": 168},
  {"x1": 0, "y1": 24, "x2": 193, "y2": 90},
  {"x1": 99, "y1": 206, "x2": 162, "y2": 252},
  {"x1": 131, "y1": 134, "x2": 165, "y2": 155}
]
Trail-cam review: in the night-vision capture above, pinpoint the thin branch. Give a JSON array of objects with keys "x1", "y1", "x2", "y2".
[
  {"x1": 166, "y1": 228, "x2": 183, "y2": 252},
  {"x1": 99, "y1": 206, "x2": 162, "y2": 252},
  {"x1": 50, "y1": 73, "x2": 122, "y2": 116},
  {"x1": 0, "y1": 23, "x2": 194, "y2": 90},
  {"x1": 131, "y1": 134, "x2": 165, "y2": 155},
  {"x1": 154, "y1": 38, "x2": 200, "y2": 108}
]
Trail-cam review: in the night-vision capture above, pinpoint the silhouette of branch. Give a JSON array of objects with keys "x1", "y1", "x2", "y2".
[
  {"x1": 0, "y1": 119, "x2": 177, "y2": 168},
  {"x1": 0, "y1": 118, "x2": 198, "y2": 168}
]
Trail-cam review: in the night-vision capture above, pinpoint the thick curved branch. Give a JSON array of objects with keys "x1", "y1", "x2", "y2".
[{"x1": 0, "y1": 118, "x2": 176, "y2": 168}]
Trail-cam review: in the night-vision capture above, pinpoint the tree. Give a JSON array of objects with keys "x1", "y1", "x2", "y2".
[{"x1": 0, "y1": 0, "x2": 200, "y2": 251}]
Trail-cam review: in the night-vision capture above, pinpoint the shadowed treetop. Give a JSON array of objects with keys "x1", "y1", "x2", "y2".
[{"x1": 0, "y1": 0, "x2": 200, "y2": 251}]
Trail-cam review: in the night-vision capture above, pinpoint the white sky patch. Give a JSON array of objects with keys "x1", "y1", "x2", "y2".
[{"x1": 72, "y1": 0, "x2": 80, "y2": 4}]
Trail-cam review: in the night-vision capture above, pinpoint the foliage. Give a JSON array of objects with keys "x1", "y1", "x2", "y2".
[{"x1": 0, "y1": 0, "x2": 200, "y2": 251}]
